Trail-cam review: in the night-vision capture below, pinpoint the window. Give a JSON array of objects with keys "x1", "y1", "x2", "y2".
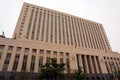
[
  {"x1": 38, "y1": 56, "x2": 43, "y2": 72},
  {"x1": 60, "y1": 52, "x2": 63, "y2": 57},
  {"x1": 117, "y1": 58, "x2": 119, "y2": 61},
  {"x1": 66, "y1": 53, "x2": 69, "y2": 57},
  {"x1": 26, "y1": 9, "x2": 34, "y2": 39},
  {"x1": 20, "y1": 29, "x2": 23, "y2": 31},
  {"x1": 68, "y1": 17, "x2": 73, "y2": 45},
  {"x1": 41, "y1": 11, "x2": 46, "y2": 41},
  {"x1": 50, "y1": 14, "x2": 53, "y2": 43},
  {"x1": 21, "y1": 22, "x2": 24, "y2": 24},
  {"x1": 104, "y1": 56, "x2": 106, "y2": 60},
  {"x1": 47, "y1": 50, "x2": 51, "y2": 55},
  {"x1": 39, "y1": 50, "x2": 44, "y2": 54},
  {"x1": 66, "y1": 58, "x2": 70, "y2": 73},
  {"x1": 0, "y1": 52, "x2": 2, "y2": 59},
  {"x1": 12, "y1": 54, "x2": 20, "y2": 71},
  {"x1": 0, "y1": 45, "x2": 5, "y2": 50},
  {"x1": 65, "y1": 17, "x2": 69, "y2": 45},
  {"x1": 36, "y1": 10, "x2": 42, "y2": 40},
  {"x1": 8, "y1": 46, "x2": 13, "y2": 51},
  {"x1": 53, "y1": 51, "x2": 57, "y2": 58},
  {"x1": 26, "y1": 8, "x2": 28, "y2": 10},
  {"x1": 24, "y1": 48, "x2": 29, "y2": 53},
  {"x1": 45, "y1": 12, "x2": 50, "y2": 42},
  {"x1": 62, "y1": 16, "x2": 65, "y2": 44},
  {"x1": 30, "y1": 55, "x2": 36, "y2": 72},
  {"x1": 19, "y1": 33, "x2": 22, "y2": 35},
  {"x1": 16, "y1": 47, "x2": 22, "y2": 52},
  {"x1": 32, "y1": 49, "x2": 37, "y2": 53},
  {"x1": 26, "y1": 5, "x2": 29, "y2": 7},
  {"x1": 31, "y1": 10, "x2": 38, "y2": 40},
  {"x1": 21, "y1": 25, "x2": 24, "y2": 28},
  {"x1": 21, "y1": 55, "x2": 28, "y2": 71},
  {"x1": 55, "y1": 15, "x2": 57, "y2": 43},
  {"x1": 58, "y1": 16, "x2": 61, "y2": 44},
  {"x1": 3, "y1": 53, "x2": 11, "y2": 71},
  {"x1": 23, "y1": 16, "x2": 26, "y2": 18}
]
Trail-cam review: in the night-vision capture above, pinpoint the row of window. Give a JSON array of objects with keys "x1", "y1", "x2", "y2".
[
  {"x1": 104, "y1": 56, "x2": 120, "y2": 73},
  {"x1": 18, "y1": 6, "x2": 28, "y2": 38},
  {"x1": 2, "y1": 52, "x2": 69, "y2": 72},
  {"x1": 25, "y1": 8, "x2": 107, "y2": 51},
  {"x1": 0, "y1": 45, "x2": 70, "y2": 56},
  {"x1": 25, "y1": 4, "x2": 102, "y2": 26},
  {"x1": 20, "y1": 4, "x2": 110, "y2": 51},
  {"x1": 104, "y1": 56, "x2": 120, "y2": 61}
]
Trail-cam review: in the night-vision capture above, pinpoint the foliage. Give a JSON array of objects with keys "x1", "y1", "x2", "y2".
[
  {"x1": 73, "y1": 67, "x2": 86, "y2": 80},
  {"x1": 38, "y1": 58, "x2": 65, "y2": 80}
]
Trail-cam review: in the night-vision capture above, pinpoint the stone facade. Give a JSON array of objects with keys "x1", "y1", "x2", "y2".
[{"x1": 0, "y1": 2, "x2": 120, "y2": 80}]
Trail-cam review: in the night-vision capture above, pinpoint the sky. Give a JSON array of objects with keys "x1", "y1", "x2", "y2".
[{"x1": 0, "y1": 0, "x2": 120, "y2": 52}]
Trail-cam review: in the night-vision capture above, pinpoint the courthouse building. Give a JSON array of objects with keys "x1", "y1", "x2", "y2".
[{"x1": 0, "y1": 2, "x2": 120, "y2": 80}]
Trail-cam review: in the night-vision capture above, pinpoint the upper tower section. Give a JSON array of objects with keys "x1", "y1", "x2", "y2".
[{"x1": 13, "y1": 2, "x2": 112, "y2": 52}]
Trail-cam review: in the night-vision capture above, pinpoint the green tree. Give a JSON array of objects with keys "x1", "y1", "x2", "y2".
[
  {"x1": 73, "y1": 67, "x2": 86, "y2": 80},
  {"x1": 117, "y1": 68, "x2": 120, "y2": 80},
  {"x1": 38, "y1": 58, "x2": 65, "y2": 80}
]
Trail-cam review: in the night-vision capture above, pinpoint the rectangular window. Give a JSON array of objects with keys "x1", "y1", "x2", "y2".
[
  {"x1": 24, "y1": 48, "x2": 29, "y2": 53},
  {"x1": 38, "y1": 56, "x2": 43, "y2": 72},
  {"x1": 46, "y1": 12, "x2": 50, "y2": 42},
  {"x1": 53, "y1": 51, "x2": 57, "y2": 58},
  {"x1": 66, "y1": 58, "x2": 70, "y2": 74},
  {"x1": 0, "y1": 52, "x2": 2, "y2": 59},
  {"x1": 65, "y1": 17, "x2": 69, "y2": 45},
  {"x1": 0, "y1": 45, "x2": 5, "y2": 50},
  {"x1": 47, "y1": 50, "x2": 51, "y2": 55},
  {"x1": 62, "y1": 16, "x2": 65, "y2": 44},
  {"x1": 21, "y1": 55, "x2": 28, "y2": 71},
  {"x1": 50, "y1": 14, "x2": 53, "y2": 43},
  {"x1": 36, "y1": 10, "x2": 42, "y2": 40},
  {"x1": 60, "y1": 58, "x2": 63, "y2": 64},
  {"x1": 66, "y1": 53, "x2": 69, "y2": 57},
  {"x1": 16, "y1": 47, "x2": 22, "y2": 52},
  {"x1": 12, "y1": 54, "x2": 20, "y2": 71},
  {"x1": 8, "y1": 46, "x2": 13, "y2": 51},
  {"x1": 31, "y1": 10, "x2": 38, "y2": 39},
  {"x1": 3, "y1": 53, "x2": 11, "y2": 71},
  {"x1": 40, "y1": 50, "x2": 44, "y2": 54},
  {"x1": 68, "y1": 17, "x2": 73, "y2": 45},
  {"x1": 32, "y1": 49, "x2": 37, "y2": 54},
  {"x1": 26, "y1": 9, "x2": 34, "y2": 39},
  {"x1": 30, "y1": 55, "x2": 36, "y2": 72},
  {"x1": 55, "y1": 15, "x2": 57, "y2": 43},
  {"x1": 60, "y1": 52, "x2": 63, "y2": 57},
  {"x1": 58, "y1": 16, "x2": 61, "y2": 44},
  {"x1": 41, "y1": 11, "x2": 46, "y2": 41}
]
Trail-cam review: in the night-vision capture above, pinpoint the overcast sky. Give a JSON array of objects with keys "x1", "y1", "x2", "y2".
[{"x1": 0, "y1": 0, "x2": 120, "y2": 52}]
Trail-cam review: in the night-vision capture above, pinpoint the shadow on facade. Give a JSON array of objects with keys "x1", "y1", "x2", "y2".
[{"x1": 0, "y1": 71, "x2": 114, "y2": 80}]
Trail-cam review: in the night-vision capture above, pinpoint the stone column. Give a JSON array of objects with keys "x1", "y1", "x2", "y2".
[
  {"x1": 34, "y1": 49, "x2": 39, "y2": 72},
  {"x1": 17, "y1": 47, "x2": 24, "y2": 72},
  {"x1": 89, "y1": 56, "x2": 95, "y2": 73},
  {"x1": 94, "y1": 56, "x2": 99, "y2": 73},
  {"x1": 26, "y1": 48, "x2": 32, "y2": 72},
  {"x1": 8, "y1": 46, "x2": 16, "y2": 71},
  {"x1": 84, "y1": 55, "x2": 89, "y2": 74}
]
